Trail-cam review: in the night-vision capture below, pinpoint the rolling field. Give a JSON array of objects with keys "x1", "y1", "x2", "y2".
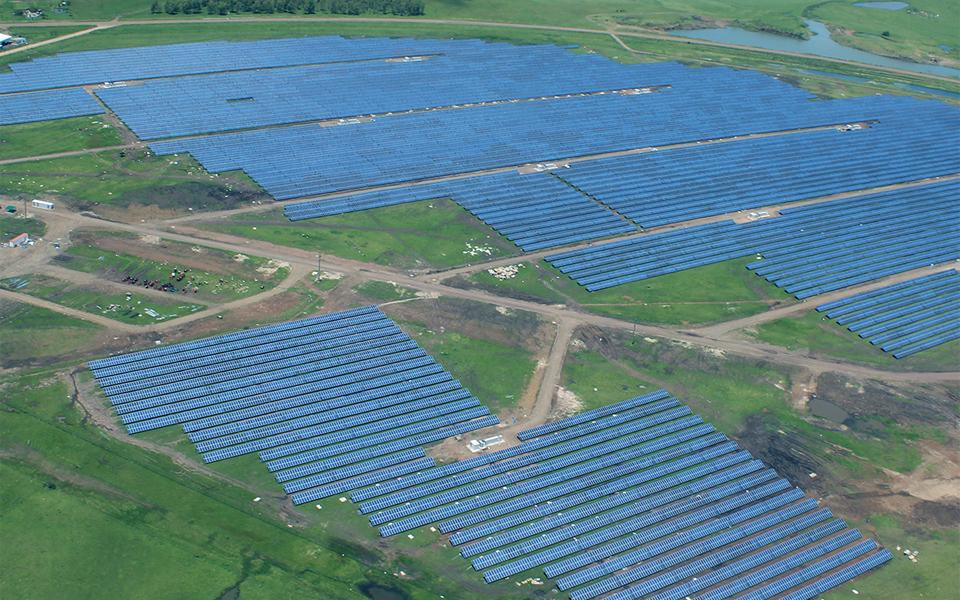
[{"x1": 0, "y1": 301, "x2": 103, "y2": 366}]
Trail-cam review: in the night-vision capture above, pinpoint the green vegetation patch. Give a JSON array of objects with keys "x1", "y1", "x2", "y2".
[
  {"x1": 0, "y1": 370, "x2": 524, "y2": 599},
  {"x1": 403, "y1": 321, "x2": 536, "y2": 412},
  {"x1": 58, "y1": 230, "x2": 288, "y2": 302},
  {"x1": 0, "y1": 115, "x2": 123, "y2": 161},
  {"x1": 1, "y1": 273, "x2": 206, "y2": 323},
  {"x1": 563, "y1": 330, "x2": 934, "y2": 476},
  {"x1": 204, "y1": 200, "x2": 517, "y2": 270},
  {"x1": 0, "y1": 215, "x2": 46, "y2": 239},
  {"x1": 352, "y1": 280, "x2": 418, "y2": 302},
  {"x1": 822, "y1": 512, "x2": 960, "y2": 600},
  {"x1": 810, "y1": 0, "x2": 960, "y2": 66},
  {"x1": 458, "y1": 258, "x2": 790, "y2": 326},
  {"x1": 0, "y1": 149, "x2": 266, "y2": 216},
  {"x1": 749, "y1": 310, "x2": 960, "y2": 372},
  {"x1": 0, "y1": 300, "x2": 101, "y2": 366}
]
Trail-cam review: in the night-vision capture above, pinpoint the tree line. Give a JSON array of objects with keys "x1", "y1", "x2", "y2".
[{"x1": 150, "y1": 0, "x2": 424, "y2": 16}]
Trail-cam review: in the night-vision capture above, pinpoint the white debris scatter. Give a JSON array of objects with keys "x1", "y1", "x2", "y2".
[
  {"x1": 487, "y1": 264, "x2": 522, "y2": 280},
  {"x1": 495, "y1": 306, "x2": 513, "y2": 316},
  {"x1": 316, "y1": 271, "x2": 344, "y2": 281},
  {"x1": 463, "y1": 242, "x2": 495, "y2": 256},
  {"x1": 553, "y1": 387, "x2": 583, "y2": 419},
  {"x1": 643, "y1": 337, "x2": 658, "y2": 344},
  {"x1": 233, "y1": 253, "x2": 249, "y2": 262},
  {"x1": 252, "y1": 497, "x2": 261, "y2": 502}
]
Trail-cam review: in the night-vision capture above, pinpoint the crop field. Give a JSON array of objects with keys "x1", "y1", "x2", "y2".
[
  {"x1": 0, "y1": 8, "x2": 956, "y2": 600},
  {"x1": 203, "y1": 201, "x2": 518, "y2": 271},
  {"x1": 453, "y1": 258, "x2": 790, "y2": 326}
]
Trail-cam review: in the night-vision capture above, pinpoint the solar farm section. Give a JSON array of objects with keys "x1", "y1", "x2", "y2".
[
  {"x1": 815, "y1": 270, "x2": 960, "y2": 358},
  {"x1": 87, "y1": 307, "x2": 892, "y2": 599},
  {"x1": 87, "y1": 306, "x2": 500, "y2": 502}
]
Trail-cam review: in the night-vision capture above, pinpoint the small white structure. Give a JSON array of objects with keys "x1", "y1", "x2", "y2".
[
  {"x1": 0, "y1": 34, "x2": 11, "y2": 46},
  {"x1": 31, "y1": 199, "x2": 54, "y2": 210},
  {"x1": 467, "y1": 435, "x2": 506, "y2": 453}
]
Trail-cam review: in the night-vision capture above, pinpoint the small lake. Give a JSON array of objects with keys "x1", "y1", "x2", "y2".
[
  {"x1": 854, "y1": 1, "x2": 908, "y2": 9},
  {"x1": 671, "y1": 19, "x2": 960, "y2": 79}
]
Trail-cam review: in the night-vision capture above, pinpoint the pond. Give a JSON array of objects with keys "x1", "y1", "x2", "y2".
[
  {"x1": 670, "y1": 18, "x2": 960, "y2": 79},
  {"x1": 853, "y1": 1, "x2": 908, "y2": 9}
]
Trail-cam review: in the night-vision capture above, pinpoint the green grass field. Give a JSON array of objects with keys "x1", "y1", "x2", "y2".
[
  {"x1": 821, "y1": 512, "x2": 959, "y2": 600},
  {"x1": 0, "y1": 115, "x2": 123, "y2": 161},
  {"x1": 401, "y1": 319, "x2": 536, "y2": 412},
  {"x1": 0, "y1": 370, "x2": 529, "y2": 599},
  {"x1": 749, "y1": 310, "x2": 960, "y2": 372},
  {"x1": 1, "y1": 273, "x2": 207, "y2": 323},
  {"x1": 0, "y1": 215, "x2": 46, "y2": 239},
  {"x1": 0, "y1": 300, "x2": 103, "y2": 366},
  {"x1": 562, "y1": 335, "x2": 937, "y2": 475},
  {"x1": 204, "y1": 200, "x2": 518, "y2": 271},
  {"x1": 58, "y1": 232, "x2": 288, "y2": 302},
  {"x1": 458, "y1": 258, "x2": 791, "y2": 326},
  {"x1": 352, "y1": 280, "x2": 419, "y2": 302},
  {"x1": 0, "y1": 149, "x2": 265, "y2": 215}
]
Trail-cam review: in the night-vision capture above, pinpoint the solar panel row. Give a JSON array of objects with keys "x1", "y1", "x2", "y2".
[
  {"x1": 285, "y1": 171, "x2": 636, "y2": 252},
  {"x1": 350, "y1": 392, "x2": 889, "y2": 598},
  {"x1": 96, "y1": 45, "x2": 670, "y2": 139},
  {"x1": 151, "y1": 68, "x2": 933, "y2": 201},
  {"x1": 815, "y1": 269, "x2": 960, "y2": 358},
  {"x1": 547, "y1": 179, "x2": 960, "y2": 297},
  {"x1": 0, "y1": 36, "x2": 523, "y2": 93},
  {"x1": 87, "y1": 306, "x2": 499, "y2": 507},
  {"x1": 0, "y1": 88, "x2": 102, "y2": 125},
  {"x1": 553, "y1": 109, "x2": 959, "y2": 229}
]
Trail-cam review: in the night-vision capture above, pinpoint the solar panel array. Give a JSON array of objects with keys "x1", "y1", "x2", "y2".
[
  {"x1": 95, "y1": 46, "x2": 668, "y2": 140},
  {"x1": 150, "y1": 62, "x2": 932, "y2": 199},
  {"x1": 0, "y1": 36, "x2": 501, "y2": 93},
  {"x1": 816, "y1": 269, "x2": 960, "y2": 358},
  {"x1": 87, "y1": 305, "x2": 499, "y2": 502},
  {"x1": 547, "y1": 179, "x2": 960, "y2": 296},
  {"x1": 350, "y1": 391, "x2": 890, "y2": 598},
  {"x1": 0, "y1": 88, "x2": 103, "y2": 126},
  {"x1": 553, "y1": 106, "x2": 960, "y2": 228},
  {"x1": 284, "y1": 171, "x2": 636, "y2": 251}
]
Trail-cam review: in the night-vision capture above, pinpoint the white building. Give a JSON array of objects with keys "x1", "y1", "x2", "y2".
[{"x1": 31, "y1": 199, "x2": 54, "y2": 210}]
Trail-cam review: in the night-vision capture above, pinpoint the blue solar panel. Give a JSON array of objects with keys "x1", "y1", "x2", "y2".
[
  {"x1": 0, "y1": 88, "x2": 102, "y2": 125},
  {"x1": 547, "y1": 180, "x2": 960, "y2": 297},
  {"x1": 812, "y1": 270, "x2": 960, "y2": 359}
]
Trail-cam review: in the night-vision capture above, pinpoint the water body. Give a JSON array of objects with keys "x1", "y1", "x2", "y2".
[
  {"x1": 809, "y1": 398, "x2": 850, "y2": 424},
  {"x1": 854, "y1": 1, "x2": 908, "y2": 9},
  {"x1": 671, "y1": 18, "x2": 960, "y2": 79}
]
